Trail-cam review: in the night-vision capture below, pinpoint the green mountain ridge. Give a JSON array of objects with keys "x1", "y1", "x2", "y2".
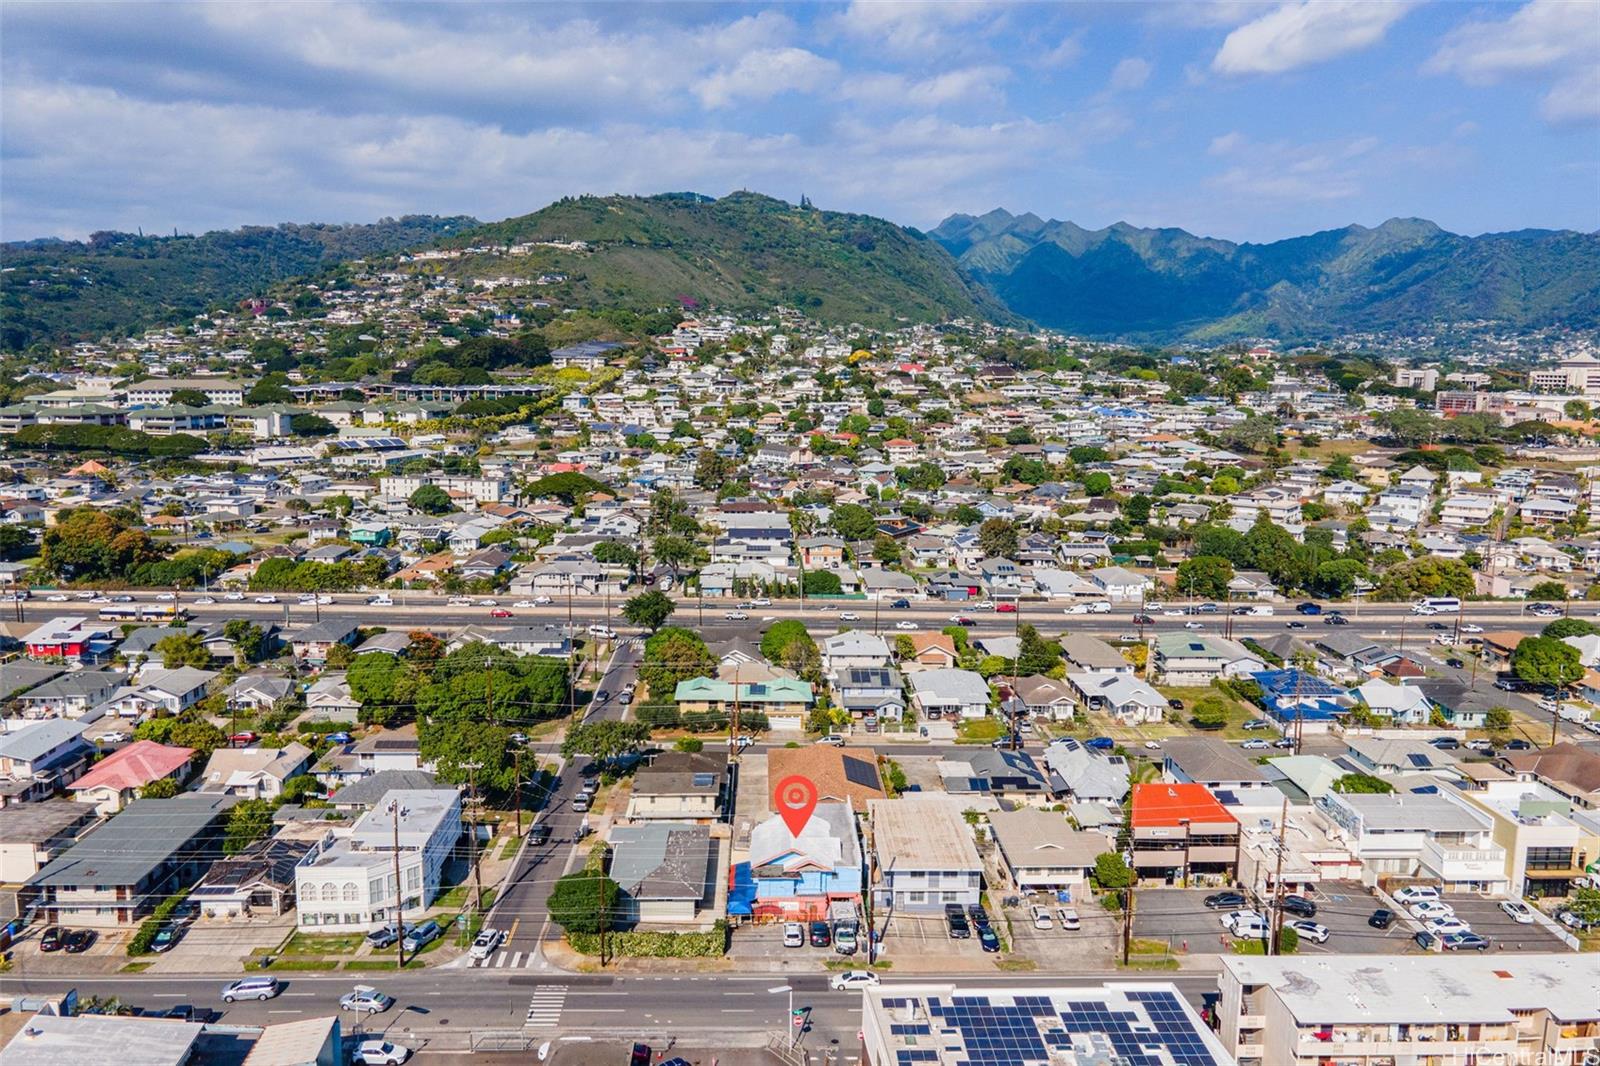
[
  {"x1": 930, "y1": 209, "x2": 1600, "y2": 340},
  {"x1": 447, "y1": 191, "x2": 1008, "y2": 328},
  {"x1": 1, "y1": 216, "x2": 478, "y2": 351}
]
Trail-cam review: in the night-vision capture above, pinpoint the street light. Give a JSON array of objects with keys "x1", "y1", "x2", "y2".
[{"x1": 769, "y1": 984, "x2": 795, "y2": 1047}]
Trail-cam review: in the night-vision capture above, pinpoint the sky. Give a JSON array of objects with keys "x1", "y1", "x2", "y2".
[{"x1": 3, "y1": 0, "x2": 1597, "y2": 243}]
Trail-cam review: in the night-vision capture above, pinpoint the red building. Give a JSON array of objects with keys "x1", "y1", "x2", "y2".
[{"x1": 23, "y1": 617, "x2": 116, "y2": 661}]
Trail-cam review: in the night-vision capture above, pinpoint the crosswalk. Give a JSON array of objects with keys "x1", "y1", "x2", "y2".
[
  {"x1": 525, "y1": 985, "x2": 568, "y2": 1028},
  {"x1": 481, "y1": 949, "x2": 539, "y2": 968}
]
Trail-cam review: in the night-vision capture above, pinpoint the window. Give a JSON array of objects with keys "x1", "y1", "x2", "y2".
[
  {"x1": 1526, "y1": 847, "x2": 1574, "y2": 871},
  {"x1": 406, "y1": 867, "x2": 421, "y2": 890},
  {"x1": 343, "y1": 883, "x2": 359, "y2": 902},
  {"x1": 321, "y1": 882, "x2": 339, "y2": 902}
]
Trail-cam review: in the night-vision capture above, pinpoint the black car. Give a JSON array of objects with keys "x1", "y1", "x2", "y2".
[
  {"x1": 1368, "y1": 908, "x2": 1396, "y2": 930},
  {"x1": 809, "y1": 921, "x2": 831, "y2": 947},
  {"x1": 1428, "y1": 736, "x2": 1461, "y2": 750},
  {"x1": 945, "y1": 911, "x2": 971, "y2": 940},
  {"x1": 890, "y1": 599, "x2": 911, "y2": 609},
  {"x1": 1280, "y1": 895, "x2": 1317, "y2": 919},
  {"x1": 1426, "y1": 622, "x2": 1447, "y2": 631},
  {"x1": 530, "y1": 824, "x2": 552, "y2": 846},
  {"x1": 39, "y1": 926, "x2": 64, "y2": 952},
  {"x1": 1446, "y1": 657, "x2": 1465, "y2": 669},
  {"x1": 1132, "y1": 614, "x2": 1155, "y2": 625},
  {"x1": 977, "y1": 926, "x2": 1000, "y2": 952},
  {"x1": 630, "y1": 1044, "x2": 652, "y2": 1066},
  {"x1": 1204, "y1": 891, "x2": 1248, "y2": 910},
  {"x1": 967, "y1": 904, "x2": 991, "y2": 929},
  {"x1": 1504, "y1": 738, "x2": 1533, "y2": 751},
  {"x1": 64, "y1": 929, "x2": 96, "y2": 953},
  {"x1": 1167, "y1": 698, "x2": 1185, "y2": 711},
  {"x1": 1413, "y1": 930, "x2": 1438, "y2": 951},
  {"x1": 1324, "y1": 614, "x2": 1350, "y2": 626},
  {"x1": 1285, "y1": 620, "x2": 1306, "y2": 629}
]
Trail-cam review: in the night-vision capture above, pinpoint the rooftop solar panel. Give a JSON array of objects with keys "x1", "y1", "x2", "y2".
[{"x1": 843, "y1": 755, "x2": 880, "y2": 789}]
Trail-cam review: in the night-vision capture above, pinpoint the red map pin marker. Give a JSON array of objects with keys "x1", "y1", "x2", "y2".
[{"x1": 773, "y1": 774, "x2": 820, "y2": 837}]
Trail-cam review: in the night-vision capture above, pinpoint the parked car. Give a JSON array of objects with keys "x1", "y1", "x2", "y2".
[
  {"x1": 1368, "y1": 909, "x2": 1396, "y2": 929},
  {"x1": 977, "y1": 925, "x2": 1000, "y2": 952},
  {"x1": 1408, "y1": 901, "x2": 1456, "y2": 921},
  {"x1": 1204, "y1": 892, "x2": 1248, "y2": 910},
  {"x1": 365, "y1": 924, "x2": 400, "y2": 949},
  {"x1": 1084, "y1": 736, "x2": 1115, "y2": 752},
  {"x1": 783, "y1": 922, "x2": 805, "y2": 948},
  {"x1": 97, "y1": 731, "x2": 130, "y2": 745},
  {"x1": 402, "y1": 920, "x2": 441, "y2": 953},
  {"x1": 1057, "y1": 907, "x2": 1081, "y2": 931},
  {"x1": 229, "y1": 731, "x2": 259, "y2": 745},
  {"x1": 340, "y1": 985, "x2": 394, "y2": 1013},
  {"x1": 39, "y1": 926, "x2": 65, "y2": 952},
  {"x1": 816, "y1": 734, "x2": 846, "y2": 747},
  {"x1": 468, "y1": 929, "x2": 503, "y2": 960},
  {"x1": 1503, "y1": 738, "x2": 1534, "y2": 751},
  {"x1": 63, "y1": 929, "x2": 96, "y2": 953},
  {"x1": 352, "y1": 1040, "x2": 411, "y2": 1065},
  {"x1": 150, "y1": 924, "x2": 183, "y2": 953},
  {"x1": 1441, "y1": 931, "x2": 1490, "y2": 951},
  {"x1": 1241, "y1": 718, "x2": 1273, "y2": 731},
  {"x1": 967, "y1": 904, "x2": 991, "y2": 928},
  {"x1": 1425, "y1": 917, "x2": 1472, "y2": 937},
  {"x1": 1428, "y1": 737, "x2": 1462, "y2": 750},
  {"x1": 1413, "y1": 930, "x2": 1438, "y2": 951},
  {"x1": 221, "y1": 977, "x2": 281, "y2": 1002},
  {"x1": 809, "y1": 921, "x2": 831, "y2": 948},
  {"x1": 571, "y1": 794, "x2": 592, "y2": 813},
  {"x1": 1240, "y1": 739, "x2": 1270, "y2": 750},
  {"x1": 1280, "y1": 895, "x2": 1317, "y2": 919},
  {"x1": 1030, "y1": 905, "x2": 1053, "y2": 930},
  {"x1": 1557, "y1": 908, "x2": 1597, "y2": 932},
  {"x1": 1288, "y1": 920, "x2": 1329, "y2": 944},
  {"x1": 1499, "y1": 900, "x2": 1535, "y2": 924},
  {"x1": 1391, "y1": 885, "x2": 1441, "y2": 906},
  {"x1": 944, "y1": 903, "x2": 971, "y2": 939},
  {"x1": 830, "y1": 971, "x2": 880, "y2": 991}
]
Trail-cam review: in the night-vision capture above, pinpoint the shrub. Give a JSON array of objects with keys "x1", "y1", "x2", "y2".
[
  {"x1": 567, "y1": 921, "x2": 728, "y2": 958},
  {"x1": 128, "y1": 890, "x2": 188, "y2": 956}
]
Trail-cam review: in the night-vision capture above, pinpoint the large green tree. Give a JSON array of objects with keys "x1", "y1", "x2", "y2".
[
  {"x1": 760, "y1": 620, "x2": 814, "y2": 663},
  {"x1": 1511, "y1": 635, "x2": 1584, "y2": 692},
  {"x1": 156, "y1": 632, "x2": 213, "y2": 669},
  {"x1": 1373, "y1": 557, "x2": 1475, "y2": 601},
  {"x1": 1176, "y1": 555, "x2": 1234, "y2": 600},
  {"x1": 562, "y1": 721, "x2": 651, "y2": 762},
  {"x1": 977, "y1": 518, "x2": 1019, "y2": 559},
  {"x1": 547, "y1": 871, "x2": 622, "y2": 935},
  {"x1": 41, "y1": 507, "x2": 165, "y2": 581},
  {"x1": 224, "y1": 799, "x2": 275, "y2": 855},
  {"x1": 621, "y1": 589, "x2": 675, "y2": 631},
  {"x1": 408, "y1": 484, "x2": 453, "y2": 515},
  {"x1": 638, "y1": 627, "x2": 716, "y2": 699},
  {"x1": 831, "y1": 503, "x2": 877, "y2": 542}
]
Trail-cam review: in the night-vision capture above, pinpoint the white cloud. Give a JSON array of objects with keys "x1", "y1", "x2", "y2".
[
  {"x1": 1208, "y1": 131, "x2": 1246, "y2": 156},
  {"x1": 1109, "y1": 57, "x2": 1152, "y2": 90},
  {"x1": 1427, "y1": 0, "x2": 1600, "y2": 127},
  {"x1": 834, "y1": 1, "x2": 1000, "y2": 54},
  {"x1": 839, "y1": 65, "x2": 1011, "y2": 108},
  {"x1": 697, "y1": 48, "x2": 839, "y2": 109},
  {"x1": 1201, "y1": 132, "x2": 1404, "y2": 206},
  {"x1": 1213, "y1": 1, "x2": 1413, "y2": 75},
  {"x1": 1034, "y1": 31, "x2": 1084, "y2": 68}
]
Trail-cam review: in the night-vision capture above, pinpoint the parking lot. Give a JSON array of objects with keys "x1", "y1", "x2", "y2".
[
  {"x1": 1005, "y1": 898, "x2": 1118, "y2": 966},
  {"x1": 1421, "y1": 895, "x2": 1570, "y2": 953},
  {"x1": 1132, "y1": 881, "x2": 1419, "y2": 956}
]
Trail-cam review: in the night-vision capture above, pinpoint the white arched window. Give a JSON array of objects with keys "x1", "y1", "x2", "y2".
[
  {"x1": 343, "y1": 883, "x2": 359, "y2": 902},
  {"x1": 322, "y1": 882, "x2": 339, "y2": 902}
]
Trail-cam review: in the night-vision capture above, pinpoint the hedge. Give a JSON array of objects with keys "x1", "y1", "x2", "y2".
[
  {"x1": 635, "y1": 704, "x2": 769, "y2": 733},
  {"x1": 9, "y1": 424, "x2": 205, "y2": 458},
  {"x1": 128, "y1": 889, "x2": 188, "y2": 956},
  {"x1": 567, "y1": 921, "x2": 727, "y2": 958}
]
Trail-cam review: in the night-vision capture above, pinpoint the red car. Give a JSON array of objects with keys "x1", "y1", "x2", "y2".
[
  {"x1": 489, "y1": 608, "x2": 513, "y2": 618},
  {"x1": 230, "y1": 731, "x2": 259, "y2": 745},
  {"x1": 995, "y1": 603, "x2": 1018, "y2": 613}
]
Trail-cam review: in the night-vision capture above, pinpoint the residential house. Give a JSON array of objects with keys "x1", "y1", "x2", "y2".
[
  {"x1": 1352, "y1": 679, "x2": 1434, "y2": 725},
  {"x1": 1066, "y1": 673, "x2": 1167, "y2": 725},
  {"x1": 0, "y1": 800, "x2": 98, "y2": 883},
  {"x1": 0, "y1": 719, "x2": 95, "y2": 806},
  {"x1": 191, "y1": 835, "x2": 321, "y2": 918},
  {"x1": 289, "y1": 621, "x2": 360, "y2": 664},
  {"x1": 746, "y1": 800, "x2": 862, "y2": 922},
  {"x1": 68, "y1": 740, "x2": 195, "y2": 815},
  {"x1": 305, "y1": 673, "x2": 361, "y2": 722},
  {"x1": 1058, "y1": 634, "x2": 1130, "y2": 675},
  {"x1": 623, "y1": 752, "x2": 727, "y2": 822},
  {"x1": 831, "y1": 666, "x2": 906, "y2": 722},
  {"x1": 766, "y1": 747, "x2": 886, "y2": 808},
  {"x1": 1011, "y1": 676, "x2": 1077, "y2": 720},
  {"x1": 1502, "y1": 743, "x2": 1600, "y2": 810},
  {"x1": 226, "y1": 673, "x2": 295, "y2": 713},
  {"x1": 1160, "y1": 738, "x2": 1278, "y2": 806},
  {"x1": 1042, "y1": 739, "x2": 1131, "y2": 805},
  {"x1": 26, "y1": 794, "x2": 237, "y2": 928},
  {"x1": 867, "y1": 794, "x2": 983, "y2": 914},
  {"x1": 1316, "y1": 789, "x2": 1507, "y2": 893},
  {"x1": 673, "y1": 677, "x2": 814, "y2": 718},
  {"x1": 1130, "y1": 783, "x2": 1240, "y2": 885},
  {"x1": 609, "y1": 822, "x2": 716, "y2": 928},
  {"x1": 821, "y1": 631, "x2": 893, "y2": 674},
  {"x1": 901, "y1": 632, "x2": 958, "y2": 670},
  {"x1": 1151, "y1": 632, "x2": 1265, "y2": 685},
  {"x1": 22, "y1": 616, "x2": 116, "y2": 662},
  {"x1": 939, "y1": 748, "x2": 1050, "y2": 800},
  {"x1": 197, "y1": 743, "x2": 313, "y2": 800},
  {"x1": 908, "y1": 668, "x2": 991, "y2": 720},
  {"x1": 988, "y1": 808, "x2": 1106, "y2": 893},
  {"x1": 105, "y1": 666, "x2": 217, "y2": 718},
  {"x1": 12, "y1": 669, "x2": 120, "y2": 718},
  {"x1": 1088, "y1": 566, "x2": 1153, "y2": 603}
]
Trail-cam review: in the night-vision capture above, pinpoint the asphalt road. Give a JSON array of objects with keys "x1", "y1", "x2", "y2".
[{"x1": 0, "y1": 968, "x2": 1224, "y2": 1052}]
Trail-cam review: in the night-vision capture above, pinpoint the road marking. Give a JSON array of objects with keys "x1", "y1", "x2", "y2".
[
  {"x1": 724, "y1": 992, "x2": 756, "y2": 997},
  {"x1": 283, "y1": 992, "x2": 317, "y2": 997},
  {"x1": 267, "y1": 1010, "x2": 302, "y2": 1015},
  {"x1": 526, "y1": 986, "x2": 569, "y2": 1028},
  {"x1": 721, "y1": 1009, "x2": 755, "y2": 1014},
  {"x1": 510, "y1": 951, "x2": 524, "y2": 967}
]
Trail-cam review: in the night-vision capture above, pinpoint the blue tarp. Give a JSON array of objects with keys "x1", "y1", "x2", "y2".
[{"x1": 728, "y1": 861, "x2": 756, "y2": 916}]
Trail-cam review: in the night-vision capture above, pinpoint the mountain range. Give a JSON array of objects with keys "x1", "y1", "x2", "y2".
[
  {"x1": 930, "y1": 209, "x2": 1600, "y2": 341},
  {"x1": 4, "y1": 193, "x2": 1597, "y2": 351}
]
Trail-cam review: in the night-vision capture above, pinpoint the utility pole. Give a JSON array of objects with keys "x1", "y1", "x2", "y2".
[
  {"x1": 1121, "y1": 886, "x2": 1134, "y2": 965},
  {"x1": 467, "y1": 762, "x2": 483, "y2": 914},
  {"x1": 513, "y1": 745, "x2": 523, "y2": 838},
  {"x1": 596, "y1": 867, "x2": 608, "y2": 968},
  {"x1": 1269, "y1": 794, "x2": 1289, "y2": 955},
  {"x1": 390, "y1": 798, "x2": 407, "y2": 970},
  {"x1": 731, "y1": 664, "x2": 742, "y2": 762}
]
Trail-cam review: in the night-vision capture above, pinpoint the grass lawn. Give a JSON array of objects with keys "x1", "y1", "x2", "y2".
[
  {"x1": 435, "y1": 884, "x2": 497, "y2": 911},
  {"x1": 956, "y1": 718, "x2": 1005, "y2": 744},
  {"x1": 281, "y1": 933, "x2": 364, "y2": 955},
  {"x1": 266, "y1": 957, "x2": 344, "y2": 971},
  {"x1": 499, "y1": 836, "x2": 522, "y2": 860},
  {"x1": 120, "y1": 961, "x2": 154, "y2": 973},
  {"x1": 1157, "y1": 686, "x2": 1265, "y2": 740}
]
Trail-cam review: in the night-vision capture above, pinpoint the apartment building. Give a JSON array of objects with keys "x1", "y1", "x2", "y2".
[
  {"x1": 1314, "y1": 789, "x2": 1509, "y2": 893},
  {"x1": 1129, "y1": 783, "x2": 1240, "y2": 885},
  {"x1": 126, "y1": 378, "x2": 247, "y2": 406},
  {"x1": 377, "y1": 473, "x2": 510, "y2": 504},
  {"x1": 292, "y1": 788, "x2": 461, "y2": 930},
  {"x1": 867, "y1": 794, "x2": 983, "y2": 914},
  {"x1": 1219, "y1": 954, "x2": 1600, "y2": 1066}
]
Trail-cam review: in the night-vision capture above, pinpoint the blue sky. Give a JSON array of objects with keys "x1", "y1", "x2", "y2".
[{"x1": 3, "y1": 1, "x2": 1596, "y2": 242}]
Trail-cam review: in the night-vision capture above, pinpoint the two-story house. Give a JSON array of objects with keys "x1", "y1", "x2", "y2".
[
  {"x1": 746, "y1": 800, "x2": 862, "y2": 922},
  {"x1": 867, "y1": 794, "x2": 984, "y2": 914},
  {"x1": 623, "y1": 752, "x2": 727, "y2": 823}
]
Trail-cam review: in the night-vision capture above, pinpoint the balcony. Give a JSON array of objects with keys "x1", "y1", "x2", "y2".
[
  {"x1": 1420, "y1": 838, "x2": 1506, "y2": 882},
  {"x1": 1238, "y1": 1014, "x2": 1266, "y2": 1030}
]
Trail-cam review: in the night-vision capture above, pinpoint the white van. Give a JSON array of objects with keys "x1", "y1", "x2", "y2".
[
  {"x1": 1246, "y1": 605, "x2": 1275, "y2": 616},
  {"x1": 1412, "y1": 597, "x2": 1462, "y2": 615},
  {"x1": 1226, "y1": 914, "x2": 1268, "y2": 939}
]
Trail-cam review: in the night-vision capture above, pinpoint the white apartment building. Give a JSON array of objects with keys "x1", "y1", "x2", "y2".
[
  {"x1": 293, "y1": 788, "x2": 460, "y2": 930},
  {"x1": 1392, "y1": 367, "x2": 1439, "y2": 391},
  {"x1": 126, "y1": 378, "x2": 247, "y2": 406},
  {"x1": 1220, "y1": 954, "x2": 1600, "y2": 1066},
  {"x1": 377, "y1": 473, "x2": 511, "y2": 504},
  {"x1": 1314, "y1": 790, "x2": 1509, "y2": 893},
  {"x1": 1528, "y1": 352, "x2": 1600, "y2": 398}
]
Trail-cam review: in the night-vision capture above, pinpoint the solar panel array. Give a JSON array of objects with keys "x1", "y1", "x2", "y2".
[
  {"x1": 882, "y1": 989, "x2": 1220, "y2": 1066},
  {"x1": 843, "y1": 755, "x2": 881, "y2": 790}
]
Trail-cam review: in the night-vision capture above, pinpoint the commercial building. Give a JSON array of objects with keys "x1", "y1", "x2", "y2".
[
  {"x1": 1458, "y1": 779, "x2": 1593, "y2": 898},
  {"x1": 1314, "y1": 789, "x2": 1508, "y2": 893},
  {"x1": 1, "y1": 1012, "x2": 206, "y2": 1066},
  {"x1": 1219, "y1": 954, "x2": 1600, "y2": 1066},
  {"x1": 862, "y1": 982, "x2": 1232, "y2": 1066},
  {"x1": 292, "y1": 788, "x2": 461, "y2": 930}
]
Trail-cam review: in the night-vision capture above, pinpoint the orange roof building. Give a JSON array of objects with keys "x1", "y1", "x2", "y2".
[{"x1": 1130, "y1": 783, "x2": 1240, "y2": 885}]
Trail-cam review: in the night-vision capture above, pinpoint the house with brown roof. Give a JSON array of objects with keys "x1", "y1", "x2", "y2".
[
  {"x1": 767, "y1": 746, "x2": 885, "y2": 809},
  {"x1": 1501, "y1": 743, "x2": 1600, "y2": 810},
  {"x1": 902, "y1": 632, "x2": 958, "y2": 671},
  {"x1": 623, "y1": 752, "x2": 728, "y2": 822}
]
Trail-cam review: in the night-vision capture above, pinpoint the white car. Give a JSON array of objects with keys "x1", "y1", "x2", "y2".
[
  {"x1": 534, "y1": 595, "x2": 553, "y2": 605},
  {"x1": 339, "y1": 985, "x2": 394, "y2": 1013},
  {"x1": 1162, "y1": 608, "x2": 1185, "y2": 617},
  {"x1": 1391, "y1": 886, "x2": 1441, "y2": 906},
  {"x1": 829, "y1": 970, "x2": 880, "y2": 991},
  {"x1": 316, "y1": 594, "x2": 332, "y2": 605},
  {"x1": 724, "y1": 611, "x2": 749, "y2": 620},
  {"x1": 752, "y1": 598, "x2": 772, "y2": 607},
  {"x1": 45, "y1": 593, "x2": 69, "y2": 602},
  {"x1": 1030, "y1": 905, "x2": 1053, "y2": 930},
  {"x1": 352, "y1": 1040, "x2": 411, "y2": 1065},
  {"x1": 783, "y1": 922, "x2": 805, "y2": 948},
  {"x1": 894, "y1": 620, "x2": 918, "y2": 630},
  {"x1": 224, "y1": 591, "x2": 244, "y2": 601},
  {"x1": 588, "y1": 625, "x2": 617, "y2": 639},
  {"x1": 1460, "y1": 623, "x2": 1484, "y2": 634},
  {"x1": 1425, "y1": 917, "x2": 1471, "y2": 937},
  {"x1": 1057, "y1": 907, "x2": 1081, "y2": 931},
  {"x1": 1183, "y1": 621, "x2": 1204, "y2": 630},
  {"x1": 97, "y1": 731, "x2": 131, "y2": 744},
  {"x1": 1499, "y1": 900, "x2": 1535, "y2": 924},
  {"x1": 1289, "y1": 920, "x2": 1329, "y2": 944},
  {"x1": 1143, "y1": 740, "x2": 1160, "y2": 750},
  {"x1": 298, "y1": 594, "x2": 318, "y2": 605},
  {"x1": 155, "y1": 592, "x2": 176, "y2": 601},
  {"x1": 194, "y1": 596, "x2": 215, "y2": 605},
  {"x1": 477, "y1": 599, "x2": 497, "y2": 607},
  {"x1": 1221, "y1": 909, "x2": 1265, "y2": 931},
  {"x1": 1408, "y1": 900, "x2": 1456, "y2": 921},
  {"x1": 839, "y1": 612, "x2": 859, "y2": 621},
  {"x1": 1240, "y1": 739, "x2": 1270, "y2": 750},
  {"x1": 468, "y1": 928, "x2": 504, "y2": 960},
  {"x1": 513, "y1": 600, "x2": 536, "y2": 609},
  {"x1": 368, "y1": 595, "x2": 393, "y2": 606},
  {"x1": 254, "y1": 594, "x2": 277, "y2": 604},
  {"x1": 447, "y1": 597, "x2": 473, "y2": 607}
]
